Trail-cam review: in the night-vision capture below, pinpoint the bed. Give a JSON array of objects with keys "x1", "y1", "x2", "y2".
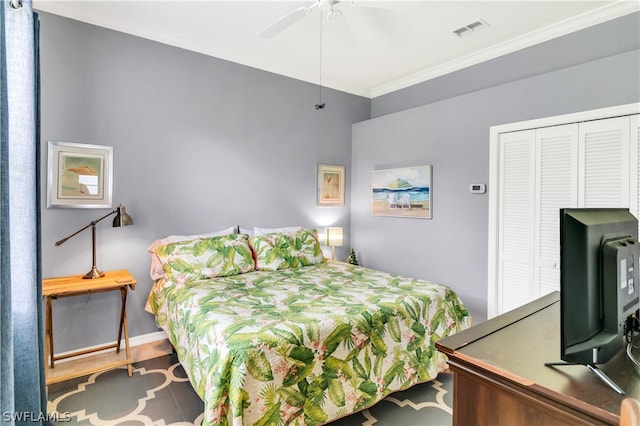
[{"x1": 145, "y1": 229, "x2": 470, "y2": 426}]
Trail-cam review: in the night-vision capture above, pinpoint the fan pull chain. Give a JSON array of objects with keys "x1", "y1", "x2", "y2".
[{"x1": 315, "y1": 11, "x2": 326, "y2": 110}]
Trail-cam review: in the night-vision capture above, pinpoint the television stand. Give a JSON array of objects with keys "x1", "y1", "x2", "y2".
[
  {"x1": 436, "y1": 293, "x2": 634, "y2": 425},
  {"x1": 544, "y1": 361, "x2": 625, "y2": 395}
]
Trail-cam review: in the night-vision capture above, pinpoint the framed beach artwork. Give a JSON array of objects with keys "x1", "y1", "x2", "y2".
[
  {"x1": 372, "y1": 165, "x2": 432, "y2": 219},
  {"x1": 47, "y1": 141, "x2": 113, "y2": 208},
  {"x1": 317, "y1": 164, "x2": 345, "y2": 206}
]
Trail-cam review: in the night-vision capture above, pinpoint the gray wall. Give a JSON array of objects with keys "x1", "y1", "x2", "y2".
[
  {"x1": 39, "y1": 9, "x2": 640, "y2": 352},
  {"x1": 39, "y1": 12, "x2": 370, "y2": 353},
  {"x1": 352, "y1": 13, "x2": 640, "y2": 323}
]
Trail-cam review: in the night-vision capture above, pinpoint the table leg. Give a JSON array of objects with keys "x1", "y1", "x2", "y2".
[
  {"x1": 118, "y1": 286, "x2": 133, "y2": 376},
  {"x1": 46, "y1": 296, "x2": 54, "y2": 368},
  {"x1": 123, "y1": 306, "x2": 132, "y2": 376},
  {"x1": 116, "y1": 287, "x2": 127, "y2": 352}
]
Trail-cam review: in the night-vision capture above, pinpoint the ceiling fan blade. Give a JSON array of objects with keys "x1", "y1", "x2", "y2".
[{"x1": 259, "y1": 6, "x2": 309, "y2": 38}]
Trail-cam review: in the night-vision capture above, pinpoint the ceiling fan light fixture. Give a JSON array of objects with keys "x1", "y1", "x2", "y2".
[{"x1": 318, "y1": 0, "x2": 333, "y2": 10}]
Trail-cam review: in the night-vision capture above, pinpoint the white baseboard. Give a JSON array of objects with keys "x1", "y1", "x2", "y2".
[
  {"x1": 51, "y1": 330, "x2": 168, "y2": 364},
  {"x1": 129, "y1": 330, "x2": 168, "y2": 347}
]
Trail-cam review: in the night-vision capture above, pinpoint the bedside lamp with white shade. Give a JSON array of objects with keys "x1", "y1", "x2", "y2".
[{"x1": 324, "y1": 227, "x2": 343, "y2": 261}]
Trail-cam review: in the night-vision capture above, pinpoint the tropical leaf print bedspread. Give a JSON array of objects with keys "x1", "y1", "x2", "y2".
[{"x1": 146, "y1": 261, "x2": 470, "y2": 426}]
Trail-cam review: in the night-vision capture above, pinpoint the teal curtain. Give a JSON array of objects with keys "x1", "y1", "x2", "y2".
[{"x1": 0, "y1": 0, "x2": 47, "y2": 425}]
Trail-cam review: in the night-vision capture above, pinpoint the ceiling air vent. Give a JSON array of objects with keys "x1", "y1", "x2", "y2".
[{"x1": 452, "y1": 19, "x2": 490, "y2": 37}]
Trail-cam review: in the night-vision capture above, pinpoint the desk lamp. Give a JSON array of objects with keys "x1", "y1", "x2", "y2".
[{"x1": 55, "y1": 204, "x2": 133, "y2": 279}]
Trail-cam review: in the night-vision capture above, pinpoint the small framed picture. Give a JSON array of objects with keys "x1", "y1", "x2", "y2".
[
  {"x1": 47, "y1": 140, "x2": 113, "y2": 208},
  {"x1": 317, "y1": 164, "x2": 345, "y2": 206}
]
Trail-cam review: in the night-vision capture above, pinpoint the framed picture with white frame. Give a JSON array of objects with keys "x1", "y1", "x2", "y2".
[{"x1": 47, "y1": 140, "x2": 113, "y2": 209}]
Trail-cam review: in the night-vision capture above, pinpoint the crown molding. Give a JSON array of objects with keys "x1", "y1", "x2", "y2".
[
  {"x1": 35, "y1": 1, "x2": 639, "y2": 100},
  {"x1": 33, "y1": 1, "x2": 371, "y2": 98},
  {"x1": 368, "y1": 1, "x2": 640, "y2": 99}
]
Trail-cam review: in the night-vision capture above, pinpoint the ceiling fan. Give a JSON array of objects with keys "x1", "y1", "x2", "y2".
[
  {"x1": 259, "y1": 0, "x2": 354, "y2": 38},
  {"x1": 259, "y1": 0, "x2": 408, "y2": 109}
]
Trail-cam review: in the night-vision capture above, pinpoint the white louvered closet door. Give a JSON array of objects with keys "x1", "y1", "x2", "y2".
[
  {"x1": 578, "y1": 117, "x2": 630, "y2": 208},
  {"x1": 534, "y1": 124, "x2": 578, "y2": 299},
  {"x1": 491, "y1": 107, "x2": 639, "y2": 318},
  {"x1": 497, "y1": 130, "x2": 535, "y2": 314},
  {"x1": 496, "y1": 115, "x2": 637, "y2": 315}
]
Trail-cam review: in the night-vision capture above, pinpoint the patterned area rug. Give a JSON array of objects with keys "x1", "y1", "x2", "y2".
[{"x1": 47, "y1": 354, "x2": 453, "y2": 426}]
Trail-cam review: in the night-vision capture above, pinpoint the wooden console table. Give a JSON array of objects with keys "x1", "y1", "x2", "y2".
[
  {"x1": 43, "y1": 269, "x2": 136, "y2": 384},
  {"x1": 436, "y1": 292, "x2": 639, "y2": 425}
]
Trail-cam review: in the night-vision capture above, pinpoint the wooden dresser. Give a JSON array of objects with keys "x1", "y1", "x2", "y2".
[{"x1": 436, "y1": 292, "x2": 639, "y2": 425}]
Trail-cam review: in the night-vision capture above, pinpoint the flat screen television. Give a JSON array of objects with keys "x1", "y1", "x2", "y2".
[{"x1": 549, "y1": 208, "x2": 640, "y2": 393}]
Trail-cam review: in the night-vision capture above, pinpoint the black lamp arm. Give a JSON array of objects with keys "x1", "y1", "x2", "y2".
[{"x1": 54, "y1": 208, "x2": 118, "y2": 247}]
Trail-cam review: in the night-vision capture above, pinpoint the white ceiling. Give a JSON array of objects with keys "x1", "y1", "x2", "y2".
[{"x1": 33, "y1": 0, "x2": 639, "y2": 98}]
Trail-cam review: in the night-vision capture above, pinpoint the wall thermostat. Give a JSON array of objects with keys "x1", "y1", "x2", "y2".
[{"x1": 470, "y1": 184, "x2": 486, "y2": 194}]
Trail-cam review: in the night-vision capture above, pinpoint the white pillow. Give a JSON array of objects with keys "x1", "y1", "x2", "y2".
[
  {"x1": 147, "y1": 226, "x2": 237, "y2": 280},
  {"x1": 254, "y1": 226, "x2": 303, "y2": 236}
]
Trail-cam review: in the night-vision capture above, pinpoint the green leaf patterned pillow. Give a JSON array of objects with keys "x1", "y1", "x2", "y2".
[
  {"x1": 155, "y1": 233, "x2": 255, "y2": 284},
  {"x1": 249, "y1": 229, "x2": 325, "y2": 271}
]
